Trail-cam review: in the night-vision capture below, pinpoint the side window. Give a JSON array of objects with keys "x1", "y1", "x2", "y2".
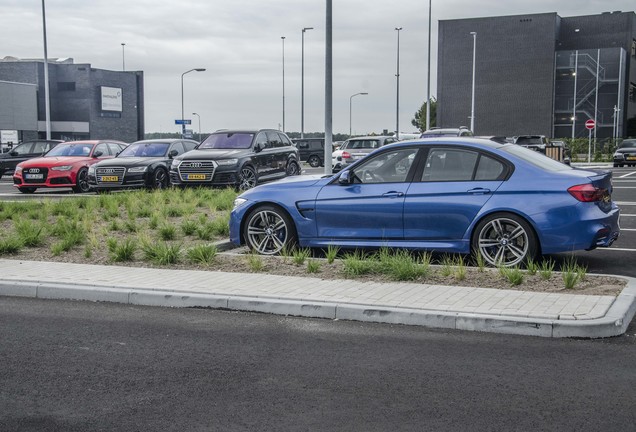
[
  {"x1": 266, "y1": 131, "x2": 283, "y2": 148},
  {"x1": 184, "y1": 141, "x2": 197, "y2": 152},
  {"x1": 254, "y1": 132, "x2": 269, "y2": 150},
  {"x1": 94, "y1": 143, "x2": 110, "y2": 157},
  {"x1": 31, "y1": 141, "x2": 48, "y2": 154},
  {"x1": 296, "y1": 141, "x2": 308, "y2": 149},
  {"x1": 171, "y1": 142, "x2": 186, "y2": 156},
  {"x1": 279, "y1": 133, "x2": 293, "y2": 147},
  {"x1": 108, "y1": 143, "x2": 122, "y2": 155},
  {"x1": 14, "y1": 143, "x2": 34, "y2": 155},
  {"x1": 351, "y1": 148, "x2": 419, "y2": 184},
  {"x1": 421, "y1": 148, "x2": 478, "y2": 182},
  {"x1": 475, "y1": 155, "x2": 505, "y2": 181}
]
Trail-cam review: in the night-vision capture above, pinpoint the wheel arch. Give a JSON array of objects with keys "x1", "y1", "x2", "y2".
[
  {"x1": 468, "y1": 209, "x2": 542, "y2": 256},
  {"x1": 239, "y1": 201, "x2": 296, "y2": 246}
]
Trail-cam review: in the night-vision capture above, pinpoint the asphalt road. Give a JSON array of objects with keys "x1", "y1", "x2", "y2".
[{"x1": 1, "y1": 297, "x2": 635, "y2": 432}]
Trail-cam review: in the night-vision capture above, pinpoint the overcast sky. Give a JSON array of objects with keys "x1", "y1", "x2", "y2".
[{"x1": 2, "y1": 0, "x2": 634, "y2": 136}]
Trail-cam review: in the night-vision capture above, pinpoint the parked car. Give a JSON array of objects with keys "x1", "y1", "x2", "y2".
[
  {"x1": 230, "y1": 137, "x2": 620, "y2": 267},
  {"x1": 0, "y1": 139, "x2": 63, "y2": 180},
  {"x1": 613, "y1": 139, "x2": 636, "y2": 167},
  {"x1": 420, "y1": 127, "x2": 473, "y2": 138},
  {"x1": 13, "y1": 140, "x2": 127, "y2": 194},
  {"x1": 332, "y1": 136, "x2": 397, "y2": 172},
  {"x1": 169, "y1": 129, "x2": 300, "y2": 191},
  {"x1": 513, "y1": 135, "x2": 549, "y2": 152},
  {"x1": 292, "y1": 138, "x2": 325, "y2": 167},
  {"x1": 88, "y1": 139, "x2": 198, "y2": 192}
]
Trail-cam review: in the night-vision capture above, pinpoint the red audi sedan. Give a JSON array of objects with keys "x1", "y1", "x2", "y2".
[{"x1": 13, "y1": 140, "x2": 127, "y2": 193}]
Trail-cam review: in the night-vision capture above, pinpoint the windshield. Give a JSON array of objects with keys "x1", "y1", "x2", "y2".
[
  {"x1": 619, "y1": 140, "x2": 636, "y2": 149},
  {"x1": 502, "y1": 144, "x2": 571, "y2": 172},
  {"x1": 199, "y1": 133, "x2": 254, "y2": 149},
  {"x1": 45, "y1": 143, "x2": 94, "y2": 157},
  {"x1": 118, "y1": 142, "x2": 169, "y2": 157}
]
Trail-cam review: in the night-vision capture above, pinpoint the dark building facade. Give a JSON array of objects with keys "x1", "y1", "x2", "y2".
[
  {"x1": 437, "y1": 11, "x2": 636, "y2": 139},
  {"x1": 0, "y1": 57, "x2": 144, "y2": 143}
]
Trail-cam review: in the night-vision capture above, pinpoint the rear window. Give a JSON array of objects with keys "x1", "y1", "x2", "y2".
[{"x1": 502, "y1": 144, "x2": 572, "y2": 171}]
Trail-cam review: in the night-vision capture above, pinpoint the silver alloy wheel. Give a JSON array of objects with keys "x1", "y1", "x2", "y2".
[
  {"x1": 238, "y1": 167, "x2": 257, "y2": 191},
  {"x1": 246, "y1": 209, "x2": 290, "y2": 254},
  {"x1": 308, "y1": 155, "x2": 320, "y2": 167},
  {"x1": 477, "y1": 217, "x2": 529, "y2": 267},
  {"x1": 286, "y1": 161, "x2": 300, "y2": 176}
]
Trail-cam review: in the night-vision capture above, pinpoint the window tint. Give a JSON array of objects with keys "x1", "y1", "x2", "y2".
[
  {"x1": 266, "y1": 131, "x2": 283, "y2": 148},
  {"x1": 108, "y1": 143, "x2": 122, "y2": 155},
  {"x1": 296, "y1": 141, "x2": 308, "y2": 149},
  {"x1": 279, "y1": 134, "x2": 293, "y2": 146},
  {"x1": 349, "y1": 139, "x2": 380, "y2": 149},
  {"x1": 351, "y1": 148, "x2": 419, "y2": 184},
  {"x1": 254, "y1": 132, "x2": 269, "y2": 150},
  {"x1": 475, "y1": 155, "x2": 505, "y2": 180},
  {"x1": 184, "y1": 141, "x2": 197, "y2": 152},
  {"x1": 94, "y1": 143, "x2": 110, "y2": 157},
  {"x1": 422, "y1": 149, "x2": 478, "y2": 182},
  {"x1": 13, "y1": 143, "x2": 34, "y2": 155},
  {"x1": 502, "y1": 144, "x2": 571, "y2": 172}
]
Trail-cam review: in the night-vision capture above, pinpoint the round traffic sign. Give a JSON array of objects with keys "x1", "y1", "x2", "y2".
[{"x1": 585, "y1": 119, "x2": 595, "y2": 130}]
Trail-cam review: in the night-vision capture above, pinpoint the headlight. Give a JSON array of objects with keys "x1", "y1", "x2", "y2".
[
  {"x1": 88, "y1": 165, "x2": 96, "y2": 175},
  {"x1": 613, "y1": 153, "x2": 624, "y2": 159},
  {"x1": 51, "y1": 165, "x2": 72, "y2": 171},
  {"x1": 171, "y1": 159, "x2": 181, "y2": 169},
  {"x1": 217, "y1": 158, "x2": 238, "y2": 166},
  {"x1": 233, "y1": 197, "x2": 247, "y2": 209},
  {"x1": 15, "y1": 166, "x2": 22, "y2": 174},
  {"x1": 127, "y1": 166, "x2": 148, "y2": 173}
]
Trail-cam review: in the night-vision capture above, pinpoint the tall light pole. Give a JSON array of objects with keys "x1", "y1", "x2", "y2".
[
  {"x1": 181, "y1": 68, "x2": 205, "y2": 137},
  {"x1": 395, "y1": 27, "x2": 402, "y2": 140},
  {"x1": 349, "y1": 92, "x2": 368, "y2": 137},
  {"x1": 192, "y1": 112, "x2": 201, "y2": 142},
  {"x1": 470, "y1": 31, "x2": 476, "y2": 133},
  {"x1": 324, "y1": 0, "x2": 333, "y2": 175},
  {"x1": 121, "y1": 43, "x2": 126, "y2": 71},
  {"x1": 426, "y1": 0, "x2": 432, "y2": 131},
  {"x1": 281, "y1": 36, "x2": 286, "y2": 133},
  {"x1": 41, "y1": 0, "x2": 51, "y2": 139},
  {"x1": 301, "y1": 27, "x2": 313, "y2": 139}
]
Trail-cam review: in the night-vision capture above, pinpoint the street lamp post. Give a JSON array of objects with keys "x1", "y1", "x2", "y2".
[
  {"x1": 121, "y1": 43, "x2": 126, "y2": 71},
  {"x1": 281, "y1": 36, "x2": 286, "y2": 133},
  {"x1": 181, "y1": 68, "x2": 205, "y2": 137},
  {"x1": 470, "y1": 31, "x2": 477, "y2": 133},
  {"x1": 192, "y1": 112, "x2": 201, "y2": 142},
  {"x1": 301, "y1": 27, "x2": 313, "y2": 139},
  {"x1": 41, "y1": 0, "x2": 51, "y2": 139},
  {"x1": 349, "y1": 92, "x2": 368, "y2": 137},
  {"x1": 426, "y1": 0, "x2": 432, "y2": 131},
  {"x1": 395, "y1": 27, "x2": 402, "y2": 140}
]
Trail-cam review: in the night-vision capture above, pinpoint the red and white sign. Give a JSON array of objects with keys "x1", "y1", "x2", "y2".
[{"x1": 585, "y1": 119, "x2": 595, "y2": 130}]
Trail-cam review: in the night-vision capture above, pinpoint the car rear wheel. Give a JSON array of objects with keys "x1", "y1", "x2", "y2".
[
  {"x1": 73, "y1": 168, "x2": 90, "y2": 193},
  {"x1": 237, "y1": 166, "x2": 257, "y2": 191},
  {"x1": 307, "y1": 155, "x2": 321, "y2": 168},
  {"x1": 243, "y1": 205, "x2": 297, "y2": 255},
  {"x1": 472, "y1": 213, "x2": 538, "y2": 267},
  {"x1": 153, "y1": 168, "x2": 168, "y2": 189},
  {"x1": 18, "y1": 187, "x2": 36, "y2": 194},
  {"x1": 286, "y1": 160, "x2": 300, "y2": 176}
]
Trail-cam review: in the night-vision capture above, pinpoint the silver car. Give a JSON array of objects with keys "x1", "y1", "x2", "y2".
[{"x1": 332, "y1": 136, "x2": 397, "y2": 172}]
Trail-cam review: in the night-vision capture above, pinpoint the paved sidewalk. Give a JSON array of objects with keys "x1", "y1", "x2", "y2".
[{"x1": 0, "y1": 259, "x2": 634, "y2": 338}]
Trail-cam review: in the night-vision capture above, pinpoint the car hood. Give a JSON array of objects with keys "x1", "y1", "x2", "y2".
[
  {"x1": 615, "y1": 148, "x2": 636, "y2": 153},
  {"x1": 240, "y1": 175, "x2": 330, "y2": 198},
  {"x1": 98, "y1": 157, "x2": 165, "y2": 167},
  {"x1": 180, "y1": 149, "x2": 247, "y2": 160},
  {"x1": 18, "y1": 156, "x2": 92, "y2": 167}
]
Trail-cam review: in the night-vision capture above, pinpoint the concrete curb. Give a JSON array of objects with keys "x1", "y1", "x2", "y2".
[{"x1": 1, "y1": 276, "x2": 634, "y2": 339}]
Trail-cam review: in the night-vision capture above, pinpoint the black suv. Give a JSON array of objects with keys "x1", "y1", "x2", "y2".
[
  {"x1": 292, "y1": 138, "x2": 325, "y2": 167},
  {"x1": 0, "y1": 139, "x2": 63, "y2": 179},
  {"x1": 169, "y1": 129, "x2": 300, "y2": 190}
]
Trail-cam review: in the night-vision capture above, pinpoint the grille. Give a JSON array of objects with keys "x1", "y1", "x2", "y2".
[
  {"x1": 178, "y1": 160, "x2": 216, "y2": 182},
  {"x1": 96, "y1": 167, "x2": 126, "y2": 185},
  {"x1": 23, "y1": 167, "x2": 48, "y2": 183}
]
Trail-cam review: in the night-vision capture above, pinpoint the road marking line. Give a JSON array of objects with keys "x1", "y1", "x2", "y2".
[
  {"x1": 620, "y1": 228, "x2": 636, "y2": 231},
  {"x1": 601, "y1": 247, "x2": 636, "y2": 252},
  {"x1": 620, "y1": 214, "x2": 636, "y2": 217},
  {"x1": 619, "y1": 171, "x2": 636, "y2": 178},
  {"x1": 613, "y1": 187, "x2": 636, "y2": 189},
  {"x1": 615, "y1": 202, "x2": 636, "y2": 205}
]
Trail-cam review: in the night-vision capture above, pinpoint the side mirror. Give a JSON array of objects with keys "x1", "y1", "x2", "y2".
[
  {"x1": 338, "y1": 170, "x2": 352, "y2": 185},
  {"x1": 168, "y1": 149, "x2": 178, "y2": 158},
  {"x1": 10, "y1": 151, "x2": 18, "y2": 156},
  {"x1": 254, "y1": 143, "x2": 263, "y2": 153},
  {"x1": 93, "y1": 150, "x2": 103, "y2": 158}
]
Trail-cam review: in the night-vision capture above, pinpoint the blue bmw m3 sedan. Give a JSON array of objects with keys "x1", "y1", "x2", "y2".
[{"x1": 230, "y1": 138, "x2": 620, "y2": 267}]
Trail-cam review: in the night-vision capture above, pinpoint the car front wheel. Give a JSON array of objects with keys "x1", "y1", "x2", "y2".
[
  {"x1": 307, "y1": 155, "x2": 321, "y2": 168},
  {"x1": 153, "y1": 168, "x2": 168, "y2": 189},
  {"x1": 472, "y1": 213, "x2": 538, "y2": 267},
  {"x1": 73, "y1": 168, "x2": 90, "y2": 193},
  {"x1": 237, "y1": 166, "x2": 257, "y2": 191},
  {"x1": 243, "y1": 205, "x2": 297, "y2": 255},
  {"x1": 286, "y1": 160, "x2": 300, "y2": 176}
]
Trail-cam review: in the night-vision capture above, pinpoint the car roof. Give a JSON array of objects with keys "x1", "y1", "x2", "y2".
[
  {"x1": 131, "y1": 139, "x2": 196, "y2": 144},
  {"x1": 383, "y1": 136, "x2": 508, "y2": 151},
  {"x1": 212, "y1": 129, "x2": 281, "y2": 134},
  {"x1": 347, "y1": 136, "x2": 393, "y2": 140}
]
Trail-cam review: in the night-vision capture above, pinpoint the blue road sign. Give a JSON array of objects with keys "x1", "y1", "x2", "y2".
[{"x1": 175, "y1": 119, "x2": 192, "y2": 125}]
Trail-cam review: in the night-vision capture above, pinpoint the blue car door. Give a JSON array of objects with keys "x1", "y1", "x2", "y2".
[
  {"x1": 314, "y1": 147, "x2": 419, "y2": 240},
  {"x1": 403, "y1": 147, "x2": 506, "y2": 241}
]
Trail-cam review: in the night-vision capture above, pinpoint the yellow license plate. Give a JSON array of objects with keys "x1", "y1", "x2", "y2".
[
  {"x1": 626, "y1": 156, "x2": 636, "y2": 161},
  {"x1": 187, "y1": 174, "x2": 206, "y2": 180},
  {"x1": 100, "y1": 176, "x2": 119, "y2": 182}
]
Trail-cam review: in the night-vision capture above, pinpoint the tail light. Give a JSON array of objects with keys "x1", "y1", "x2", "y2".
[
  {"x1": 567, "y1": 184, "x2": 607, "y2": 202},
  {"x1": 341, "y1": 151, "x2": 351, "y2": 159}
]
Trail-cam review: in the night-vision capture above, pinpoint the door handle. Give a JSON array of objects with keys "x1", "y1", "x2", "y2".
[
  {"x1": 382, "y1": 191, "x2": 404, "y2": 198},
  {"x1": 467, "y1": 188, "x2": 491, "y2": 195}
]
